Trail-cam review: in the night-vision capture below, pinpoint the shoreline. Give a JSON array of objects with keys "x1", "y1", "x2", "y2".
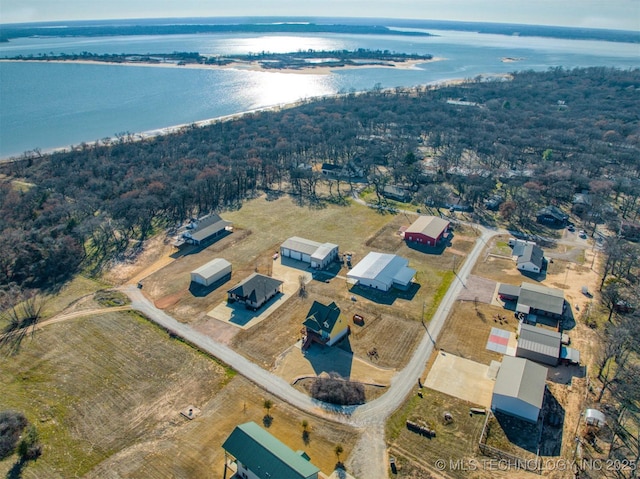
[
  {"x1": 0, "y1": 56, "x2": 443, "y2": 76},
  {"x1": 0, "y1": 70, "x2": 509, "y2": 163}
]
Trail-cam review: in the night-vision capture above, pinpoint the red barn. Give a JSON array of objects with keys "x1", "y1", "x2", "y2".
[{"x1": 404, "y1": 216, "x2": 450, "y2": 246}]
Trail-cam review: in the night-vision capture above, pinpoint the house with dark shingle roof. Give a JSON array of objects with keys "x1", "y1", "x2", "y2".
[
  {"x1": 536, "y1": 205, "x2": 569, "y2": 227},
  {"x1": 302, "y1": 301, "x2": 349, "y2": 349},
  {"x1": 222, "y1": 422, "x2": 320, "y2": 479},
  {"x1": 227, "y1": 273, "x2": 283, "y2": 311}
]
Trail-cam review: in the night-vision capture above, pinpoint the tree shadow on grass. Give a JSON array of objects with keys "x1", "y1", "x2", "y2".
[
  {"x1": 262, "y1": 415, "x2": 273, "y2": 428},
  {"x1": 6, "y1": 458, "x2": 26, "y2": 479}
]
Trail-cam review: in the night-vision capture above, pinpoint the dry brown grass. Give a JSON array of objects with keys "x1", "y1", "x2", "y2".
[
  {"x1": 84, "y1": 377, "x2": 358, "y2": 479},
  {"x1": 0, "y1": 311, "x2": 230, "y2": 478},
  {"x1": 137, "y1": 196, "x2": 475, "y2": 374},
  {"x1": 386, "y1": 387, "x2": 488, "y2": 479},
  {"x1": 435, "y1": 301, "x2": 513, "y2": 366},
  {"x1": 0, "y1": 311, "x2": 358, "y2": 478}
]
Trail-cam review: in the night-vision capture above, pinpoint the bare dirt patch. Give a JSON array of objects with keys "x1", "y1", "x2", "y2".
[
  {"x1": 274, "y1": 342, "x2": 395, "y2": 386},
  {"x1": 435, "y1": 301, "x2": 513, "y2": 366},
  {"x1": 102, "y1": 233, "x2": 176, "y2": 286}
]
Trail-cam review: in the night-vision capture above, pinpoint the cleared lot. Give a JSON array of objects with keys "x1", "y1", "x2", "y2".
[
  {"x1": 136, "y1": 196, "x2": 476, "y2": 375},
  {"x1": 0, "y1": 312, "x2": 358, "y2": 479},
  {"x1": 435, "y1": 300, "x2": 511, "y2": 366}
]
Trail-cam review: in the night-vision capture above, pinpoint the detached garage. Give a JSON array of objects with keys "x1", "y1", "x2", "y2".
[
  {"x1": 280, "y1": 236, "x2": 338, "y2": 270},
  {"x1": 491, "y1": 356, "x2": 547, "y2": 423},
  {"x1": 191, "y1": 258, "x2": 232, "y2": 287}
]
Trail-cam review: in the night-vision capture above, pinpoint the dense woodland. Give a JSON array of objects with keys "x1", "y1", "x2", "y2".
[{"x1": 1, "y1": 67, "x2": 640, "y2": 296}]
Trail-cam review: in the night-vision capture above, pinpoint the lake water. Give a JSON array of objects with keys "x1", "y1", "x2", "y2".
[{"x1": 1, "y1": 29, "x2": 638, "y2": 158}]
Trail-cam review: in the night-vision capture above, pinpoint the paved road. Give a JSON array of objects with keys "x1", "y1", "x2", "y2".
[{"x1": 120, "y1": 224, "x2": 499, "y2": 479}]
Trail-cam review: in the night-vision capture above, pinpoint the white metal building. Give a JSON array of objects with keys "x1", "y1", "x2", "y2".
[
  {"x1": 346, "y1": 252, "x2": 416, "y2": 291},
  {"x1": 280, "y1": 236, "x2": 338, "y2": 270},
  {"x1": 190, "y1": 258, "x2": 232, "y2": 287},
  {"x1": 491, "y1": 356, "x2": 547, "y2": 423}
]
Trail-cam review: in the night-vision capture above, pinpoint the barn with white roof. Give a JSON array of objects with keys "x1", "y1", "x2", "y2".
[{"x1": 346, "y1": 252, "x2": 416, "y2": 291}]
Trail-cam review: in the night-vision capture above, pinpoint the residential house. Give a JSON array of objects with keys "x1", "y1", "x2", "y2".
[
  {"x1": 498, "y1": 282, "x2": 566, "y2": 321},
  {"x1": 536, "y1": 205, "x2": 569, "y2": 227},
  {"x1": 382, "y1": 185, "x2": 411, "y2": 202},
  {"x1": 227, "y1": 273, "x2": 283, "y2": 311},
  {"x1": 222, "y1": 422, "x2": 320, "y2": 479},
  {"x1": 302, "y1": 301, "x2": 349, "y2": 349},
  {"x1": 516, "y1": 243, "x2": 545, "y2": 274},
  {"x1": 180, "y1": 213, "x2": 232, "y2": 246}
]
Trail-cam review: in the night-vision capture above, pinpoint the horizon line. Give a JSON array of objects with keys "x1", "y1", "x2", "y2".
[{"x1": 1, "y1": 16, "x2": 638, "y2": 33}]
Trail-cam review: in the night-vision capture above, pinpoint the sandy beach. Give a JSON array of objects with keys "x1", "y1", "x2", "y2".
[
  {"x1": 0, "y1": 56, "x2": 443, "y2": 75},
  {"x1": 0, "y1": 62, "x2": 506, "y2": 163}
]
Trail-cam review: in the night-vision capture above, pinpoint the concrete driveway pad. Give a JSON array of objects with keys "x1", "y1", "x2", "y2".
[{"x1": 424, "y1": 351, "x2": 494, "y2": 407}]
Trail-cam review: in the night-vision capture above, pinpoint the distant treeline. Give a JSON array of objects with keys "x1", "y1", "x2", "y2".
[
  {"x1": 0, "y1": 22, "x2": 431, "y2": 43},
  {"x1": 1, "y1": 67, "x2": 639, "y2": 293},
  {"x1": 1, "y1": 17, "x2": 637, "y2": 44}
]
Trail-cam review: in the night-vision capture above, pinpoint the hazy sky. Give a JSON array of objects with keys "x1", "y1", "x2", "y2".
[{"x1": 1, "y1": 0, "x2": 639, "y2": 30}]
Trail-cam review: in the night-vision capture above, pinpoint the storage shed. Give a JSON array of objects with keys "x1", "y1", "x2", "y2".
[
  {"x1": 190, "y1": 258, "x2": 232, "y2": 287},
  {"x1": 584, "y1": 409, "x2": 606, "y2": 428},
  {"x1": 491, "y1": 356, "x2": 547, "y2": 423}
]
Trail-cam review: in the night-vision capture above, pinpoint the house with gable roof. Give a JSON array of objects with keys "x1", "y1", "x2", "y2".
[
  {"x1": 222, "y1": 421, "x2": 320, "y2": 479},
  {"x1": 227, "y1": 273, "x2": 283, "y2": 311},
  {"x1": 302, "y1": 300, "x2": 349, "y2": 350}
]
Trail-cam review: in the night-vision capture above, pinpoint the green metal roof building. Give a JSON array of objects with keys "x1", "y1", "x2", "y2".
[{"x1": 222, "y1": 422, "x2": 320, "y2": 479}]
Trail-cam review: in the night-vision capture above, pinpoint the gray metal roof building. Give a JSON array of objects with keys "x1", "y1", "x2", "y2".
[
  {"x1": 517, "y1": 282, "x2": 565, "y2": 317},
  {"x1": 516, "y1": 323, "x2": 561, "y2": 366},
  {"x1": 280, "y1": 236, "x2": 339, "y2": 270},
  {"x1": 185, "y1": 213, "x2": 232, "y2": 245},
  {"x1": 492, "y1": 356, "x2": 547, "y2": 423},
  {"x1": 517, "y1": 243, "x2": 545, "y2": 273}
]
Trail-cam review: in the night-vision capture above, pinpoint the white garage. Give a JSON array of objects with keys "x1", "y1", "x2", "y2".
[
  {"x1": 190, "y1": 258, "x2": 232, "y2": 287},
  {"x1": 491, "y1": 356, "x2": 547, "y2": 423},
  {"x1": 280, "y1": 236, "x2": 338, "y2": 270}
]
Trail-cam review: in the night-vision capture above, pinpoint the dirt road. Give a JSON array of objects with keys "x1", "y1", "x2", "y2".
[{"x1": 120, "y1": 225, "x2": 498, "y2": 479}]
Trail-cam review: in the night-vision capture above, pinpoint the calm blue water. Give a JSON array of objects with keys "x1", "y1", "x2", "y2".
[{"x1": 1, "y1": 30, "x2": 638, "y2": 158}]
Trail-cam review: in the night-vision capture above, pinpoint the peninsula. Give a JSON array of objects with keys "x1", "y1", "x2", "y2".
[{"x1": 3, "y1": 48, "x2": 436, "y2": 73}]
